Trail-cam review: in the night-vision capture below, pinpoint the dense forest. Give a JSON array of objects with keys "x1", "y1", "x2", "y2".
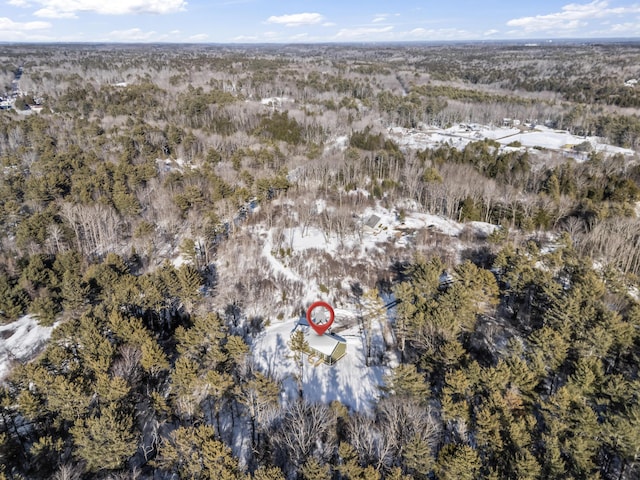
[{"x1": 0, "y1": 42, "x2": 639, "y2": 479}]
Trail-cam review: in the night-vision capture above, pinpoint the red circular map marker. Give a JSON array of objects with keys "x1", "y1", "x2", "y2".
[{"x1": 306, "y1": 301, "x2": 335, "y2": 335}]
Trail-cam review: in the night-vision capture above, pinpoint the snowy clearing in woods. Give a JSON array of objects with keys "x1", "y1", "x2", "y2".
[
  {"x1": 252, "y1": 313, "x2": 392, "y2": 413},
  {"x1": 0, "y1": 315, "x2": 54, "y2": 382},
  {"x1": 387, "y1": 123, "x2": 635, "y2": 159},
  {"x1": 244, "y1": 202, "x2": 498, "y2": 411}
]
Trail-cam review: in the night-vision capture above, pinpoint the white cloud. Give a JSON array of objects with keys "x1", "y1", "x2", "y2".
[
  {"x1": 402, "y1": 27, "x2": 473, "y2": 40},
  {"x1": 0, "y1": 16, "x2": 51, "y2": 41},
  {"x1": 334, "y1": 25, "x2": 394, "y2": 40},
  {"x1": 219, "y1": 0, "x2": 253, "y2": 4},
  {"x1": 0, "y1": 17, "x2": 50, "y2": 31},
  {"x1": 372, "y1": 12, "x2": 400, "y2": 23},
  {"x1": 107, "y1": 28, "x2": 157, "y2": 41},
  {"x1": 19, "y1": 0, "x2": 187, "y2": 18},
  {"x1": 408, "y1": 28, "x2": 427, "y2": 36},
  {"x1": 232, "y1": 34, "x2": 258, "y2": 41},
  {"x1": 266, "y1": 12, "x2": 324, "y2": 27},
  {"x1": 332, "y1": 25, "x2": 474, "y2": 42},
  {"x1": 484, "y1": 29, "x2": 499, "y2": 36},
  {"x1": 506, "y1": 1, "x2": 640, "y2": 33},
  {"x1": 8, "y1": 0, "x2": 31, "y2": 6},
  {"x1": 34, "y1": 8, "x2": 77, "y2": 18},
  {"x1": 609, "y1": 21, "x2": 640, "y2": 33},
  {"x1": 188, "y1": 33, "x2": 208, "y2": 41}
]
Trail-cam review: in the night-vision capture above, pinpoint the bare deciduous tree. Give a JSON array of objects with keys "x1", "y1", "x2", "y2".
[{"x1": 271, "y1": 400, "x2": 337, "y2": 471}]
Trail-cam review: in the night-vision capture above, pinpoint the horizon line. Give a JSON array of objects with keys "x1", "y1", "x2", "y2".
[{"x1": 2, "y1": 37, "x2": 640, "y2": 47}]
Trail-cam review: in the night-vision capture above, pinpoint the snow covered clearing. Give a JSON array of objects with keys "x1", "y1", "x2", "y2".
[
  {"x1": 252, "y1": 315, "x2": 390, "y2": 413},
  {"x1": 387, "y1": 123, "x2": 636, "y2": 160},
  {"x1": 0, "y1": 315, "x2": 55, "y2": 382},
  {"x1": 260, "y1": 97, "x2": 293, "y2": 106},
  {"x1": 224, "y1": 201, "x2": 499, "y2": 411}
]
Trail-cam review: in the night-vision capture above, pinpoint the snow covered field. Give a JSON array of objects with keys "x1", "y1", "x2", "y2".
[
  {"x1": 252, "y1": 315, "x2": 390, "y2": 412},
  {"x1": 387, "y1": 123, "x2": 636, "y2": 159}
]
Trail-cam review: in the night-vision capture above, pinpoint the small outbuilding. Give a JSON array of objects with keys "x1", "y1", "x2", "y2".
[{"x1": 365, "y1": 214, "x2": 381, "y2": 230}]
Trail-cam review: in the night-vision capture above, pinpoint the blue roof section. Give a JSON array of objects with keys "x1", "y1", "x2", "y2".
[{"x1": 327, "y1": 332, "x2": 346, "y2": 343}]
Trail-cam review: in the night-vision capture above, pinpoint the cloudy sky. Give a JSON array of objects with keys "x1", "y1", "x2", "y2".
[{"x1": 3, "y1": 0, "x2": 640, "y2": 43}]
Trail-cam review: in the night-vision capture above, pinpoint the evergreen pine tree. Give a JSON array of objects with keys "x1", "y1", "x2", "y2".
[
  {"x1": 512, "y1": 450, "x2": 541, "y2": 480},
  {"x1": 386, "y1": 467, "x2": 414, "y2": 480},
  {"x1": 0, "y1": 273, "x2": 26, "y2": 322},
  {"x1": 403, "y1": 433, "x2": 434, "y2": 479},
  {"x1": 252, "y1": 466, "x2": 286, "y2": 480},
  {"x1": 382, "y1": 364, "x2": 430, "y2": 401},
  {"x1": 170, "y1": 357, "x2": 202, "y2": 419},
  {"x1": 337, "y1": 442, "x2": 365, "y2": 479},
  {"x1": 176, "y1": 312, "x2": 228, "y2": 369},
  {"x1": 108, "y1": 310, "x2": 169, "y2": 376},
  {"x1": 154, "y1": 425, "x2": 240, "y2": 479},
  {"x1": 77, "y1": 314, "x2": 115, "y2": 375},
  {"x1": 474, "y1": 405, "x2": 503, "y2": 453},
  {"x1": 60, "y1": 269, "x2": 89, "y2": 312},
  {"x1": 541, "y1": 434, "x2": 566, "y2": 479},
  {"x1": 177, "y1": 264, "x2": 203, "y2": 306},
  {"x1": 300, "y1": 457, "x2": 331, "y2": 480},
  {"x1": 225, "y1": 334, "x2": 250, "y2": 367},
  {"x1": 527, "y1": 326, "x2": 568, "y2": 392},
  {"x1": 453, "y1": 260, "x2": 499, "y2": 316},
  {"x1": 288, "y1": 329, "x2": 309, "y2": 399},
  {"x1": 605, "y1": 402, "x2": 640, "y2": 480},
  {"x1": 70, "y1": 402, "x2": 137, "y2": 472},
  {"x1": 441, "y1": 369, "x2": 472, "y2": 423},
  {"x1": 434, "y1": 444, "x2": 481, "y2": 480}
]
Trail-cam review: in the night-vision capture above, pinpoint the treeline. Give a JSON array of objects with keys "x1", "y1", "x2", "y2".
[
  {"x1": 0, "y1": 111, "x2": 293, "y2": 266},
  {"x1": 13, "y1": 43, "x2": 640, "y2": 147},
  {"x1": 411, "y1": 43, "x2": 640, "y2": 105},
  {"x1": 418, "y1": 139, "x2": 640, "y2": 220},
  {"x1": 0, "y1": 250, "x2": 202, "y2": 325}
]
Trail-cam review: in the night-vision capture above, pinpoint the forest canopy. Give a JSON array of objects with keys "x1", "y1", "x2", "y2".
[{"x1": 0, "y1": 42, "x2": 639, "y2": 480}]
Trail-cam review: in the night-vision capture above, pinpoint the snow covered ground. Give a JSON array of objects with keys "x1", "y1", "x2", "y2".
[
  {"x1": 0, "y1": 315, "x2": 54, "y2": 382},
  {"x1": 260, "y1": 97, "x2": 294, "y2": 106},
  {"x1": 252, "y1": 313, "x2": 391, "y2": 413},
  {"x1": 387, "y1": 123, "x2": 636, "y2": 159},
  {"x1": 363, "y1": 205, "x2": 498, "y2": 239}
]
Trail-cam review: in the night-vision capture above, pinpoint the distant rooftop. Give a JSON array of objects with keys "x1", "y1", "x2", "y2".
[{"x1": 365, "y1": 215, "x2": 381, "y2": 229}]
